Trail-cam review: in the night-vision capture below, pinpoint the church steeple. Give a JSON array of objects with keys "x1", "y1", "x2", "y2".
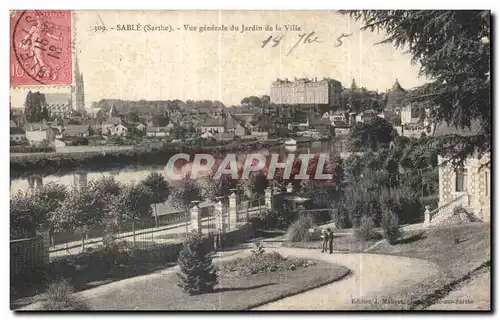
[
  {"x1": 109, "y1": 103, "x2": 118, "y2": 118},
  {"x1": 72, "y1": 52, "x2": 85, "y2": 112}
]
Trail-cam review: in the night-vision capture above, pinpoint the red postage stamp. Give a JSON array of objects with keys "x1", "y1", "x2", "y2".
[{"x1": 10, "y1": 10, "x2": 72, "y2": 86}]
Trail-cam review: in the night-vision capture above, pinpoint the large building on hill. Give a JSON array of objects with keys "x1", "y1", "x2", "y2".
[{"x1": 270, "y1": 77, "x2": 342, "y2": 107}]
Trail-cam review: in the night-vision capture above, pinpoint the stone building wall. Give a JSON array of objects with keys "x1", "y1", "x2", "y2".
[{"x1": 438, "y1": 153, "x2": 491, "y2": 222}]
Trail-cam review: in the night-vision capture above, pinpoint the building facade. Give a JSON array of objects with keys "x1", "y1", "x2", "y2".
[
  {"x1": 438, "y1": 153, "x2": 490, "y2": 222},
  {"x1": 45, "y1": 93, "x2": 72, "y2": 118},
  {"x1": 200, "y1": 119, "x2": 226, "y2": 134},
  {"x1": 270, "y1": 77, "x2": 342, "y2": 106},
  {"x1": 42, "y1": 54, "x2": 85, "y2": 117}
]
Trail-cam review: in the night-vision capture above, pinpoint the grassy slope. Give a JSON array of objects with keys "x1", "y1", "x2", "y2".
[
  {"x1": 75, "y1": 261, "x2": 349, "y2": 310},
  {"x1": 366, "y1": 223, "x2": 491, "y2": 310}
]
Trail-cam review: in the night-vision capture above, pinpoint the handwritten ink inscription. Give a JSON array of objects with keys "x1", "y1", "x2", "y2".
[
  {"x1": 262, "y1": 31, "x2": 352, "y2": 56},
  {"x1": 334, "y1": 32, "x2": 353, "y2": 47}
]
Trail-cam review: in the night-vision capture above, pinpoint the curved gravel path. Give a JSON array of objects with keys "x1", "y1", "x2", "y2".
[
  {"x1": 254, "y1": 247, "x2": 440, "y2": 310},
  {"x1": 18, "y1": 246, "x2": 440, "y2": 311}
]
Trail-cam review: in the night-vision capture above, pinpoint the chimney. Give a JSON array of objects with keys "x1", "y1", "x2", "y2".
[{"x1": 294, "y1": 77, "x2": 297, "y2": 81}]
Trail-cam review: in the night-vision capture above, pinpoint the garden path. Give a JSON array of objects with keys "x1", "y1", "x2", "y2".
[
  {"x1": 19, "y1": 245, "x2": 441, "y2": 310},
  {"x1": 253, "y1": 247, "x2": 440, "y2": 310}
]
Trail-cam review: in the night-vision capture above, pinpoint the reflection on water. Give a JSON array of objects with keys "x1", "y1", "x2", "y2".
[{"x1": 10, "y1": 140, "x2": 348, "y2": 194}]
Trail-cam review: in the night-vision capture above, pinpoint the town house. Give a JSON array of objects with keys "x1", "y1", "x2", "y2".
[{"x1": 432, "y1": 121, "x2": 490, "y2": 223}]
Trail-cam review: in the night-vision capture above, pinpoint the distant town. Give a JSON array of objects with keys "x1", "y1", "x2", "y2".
[{"x1": 10, "y1": 55, "x2": 435, "y2": 156}]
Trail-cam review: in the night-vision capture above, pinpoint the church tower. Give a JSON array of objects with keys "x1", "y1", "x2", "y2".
[{"x1": 71, "y1": 53, "x2": 85, "y2": 112}]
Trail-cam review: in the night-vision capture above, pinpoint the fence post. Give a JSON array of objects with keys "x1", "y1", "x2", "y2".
[
  {"x1": 214, "y1": 201, "x2": 223, "y2": 231},
  {"x1": 40, "y1": 230, "x2": 50, "y2": 264},
  {"x1": 265, "y1": 187, "x2": 272, "y2": 211},
  {"x1": 423, "y1": 205, "x2": 431, "y2": 228},
  {"x1": 190, "y1": 204, "x2": 202, "y2": 234},
  {"x1": 228, "y1": 193, "x2": 237, "y2": 230}
]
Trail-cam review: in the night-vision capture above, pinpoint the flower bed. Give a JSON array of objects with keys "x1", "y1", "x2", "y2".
[{"x1": 218, "y1": 250, "x2": 316, "y2": 276}]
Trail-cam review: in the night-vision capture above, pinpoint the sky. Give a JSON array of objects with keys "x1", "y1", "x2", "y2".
[{"x1": 10, "y1": 10, "x2": 428, "y2": 109}]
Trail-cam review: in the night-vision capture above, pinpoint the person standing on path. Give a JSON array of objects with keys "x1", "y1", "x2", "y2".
[
  {"x1": 327, "y1": 228, "x2": 334, "y2": 254},
  {"x1": 320, "y1": 229, "x2": 328, "y2": 253}
]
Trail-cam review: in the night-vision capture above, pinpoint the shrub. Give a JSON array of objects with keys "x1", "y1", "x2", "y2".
[
  {"x1": 258, "y1": 206, "x2": 296, "y2": 230},
  {"x1": 42, "y1": 278, "x2": 89, "y2": 310},
  {"x1": 286, "y1": 214, "x2": 315, "y2": 243},
  {"x1": 381, "y1": 205, "x2": 401, "y2": 245},
  {"x1": 353, "y1": 216, "x2": 379, "y2": 241},
  {"x1": 177, "y1": 231, "x2": 217, "y2": 295},
  {"x1": 330, "y1": 202, "x2": 352, "y2": 229},
  {"x1": 249, "y1": 217, "x2": 265, "y2": 231}
]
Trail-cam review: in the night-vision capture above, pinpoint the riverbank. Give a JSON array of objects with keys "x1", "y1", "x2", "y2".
[{"x1": 10, "y1": 139, "x2": 282, "y2": 179}]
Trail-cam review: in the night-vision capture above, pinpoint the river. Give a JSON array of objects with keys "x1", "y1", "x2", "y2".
[{"x1": 10, "y1": 139, "x2": 349, "y2": 194}]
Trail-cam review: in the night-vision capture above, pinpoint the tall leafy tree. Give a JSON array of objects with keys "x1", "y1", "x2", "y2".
[
  {"x1": 171, "y1": 178, "x2": 203, "y2": 234},
  {"x1": 141, "y1": 172, "x2": 171, "y2": 227},
  {"x1": 50, "y1": 186, "x2": 104, "y2": 250},
  {"x1": 10, "y1": 183, "x2": 67, "y2": 241},
  {"x1": 348, "y1": 117, "x2": 397, "y2": 152},
  {"x1": 344, "y1": 10, "x2": 491, "y2": 165},
  {"x1": 114, "y1": 183, "x2": 154, "y2": 246}
]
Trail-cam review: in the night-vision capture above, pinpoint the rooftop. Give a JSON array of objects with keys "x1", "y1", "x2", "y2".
[
  {"x1": 63, "y1": 125, "x2": 90, "y2": 135},
  {"x1": 45, "y1": 93, "x2": 70, "y2": 106},
  {"x1": 200, "y1": 118, "x2": 225, "y2": 127}
]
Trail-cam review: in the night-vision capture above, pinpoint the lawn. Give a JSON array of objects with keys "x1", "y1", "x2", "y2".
[
  {"x1": 364, "y1": 222, "x2": 491, "y2": 310},
  {"x1": 74, "y1": 259, "x2": 349, "y2": 310}
]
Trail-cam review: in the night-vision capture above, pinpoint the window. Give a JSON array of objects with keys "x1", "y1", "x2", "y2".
[{"x1": 455, "y1": 167, "x2": 467, "y2": 192}]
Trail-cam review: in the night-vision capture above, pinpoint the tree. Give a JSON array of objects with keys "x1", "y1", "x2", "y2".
[
  {"x1": 348, "y1": 117, "x2": 397, "y2": 152},
  {"x1": 240, "y1": 97, "x2": 250, "y2": 106},
  {"x1": 50, "y1": 186, "x2": 104, "y2": 251},
  {"x1": 41, "y1": 106, "x2": 49, "y2": 121},
  {"x1": 24, "y1": 91, "x2": 46, "y2": 122},
  {"x1": 171, "y1": 178, "x2": 203, "y2": 234},
  {"x1": 240, "y1": 171, "x2": 268, "y2": 200},
  {"x1": 141, "y1": 172, "x2": 170, "y2": 227},
  {"x1": 10, "y1": 183, "x2": 68, "y2": 240},
  {"x1": 125, "y1": 111, "x2": 140, "y2": 123},
  {"x1": 177, "y1": 231, "x2": 218, "y2": 295},
  {"x1": 260, "y1": 95, "x2": 271, "y2": 106},
  {"x1": 115, "y1": 183, "x2": 154, "y2": 246},
  {"x1": 344, "y1": 10, "x2": 491, "y2": 165},
  {"x1": 248, "y1": 96, "x2": 262, "y2": 108}
]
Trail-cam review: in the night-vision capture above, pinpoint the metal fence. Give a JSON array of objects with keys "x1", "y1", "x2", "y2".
[
  {"x1": 10, "y1": 236, "x2": 48, "y2": 275},
  {"x1": 48, "y1": 211, "x2": 192, "y2": 260}
]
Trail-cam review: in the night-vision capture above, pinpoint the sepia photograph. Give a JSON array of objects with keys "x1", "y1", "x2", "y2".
[{"x1": 8, "y1": 7, "x2": 491, "y2": 311}]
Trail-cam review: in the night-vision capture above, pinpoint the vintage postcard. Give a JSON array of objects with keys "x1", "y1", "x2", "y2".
[{"x1": 9, "y1": 10, "x2": 491, "y2": 311}]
